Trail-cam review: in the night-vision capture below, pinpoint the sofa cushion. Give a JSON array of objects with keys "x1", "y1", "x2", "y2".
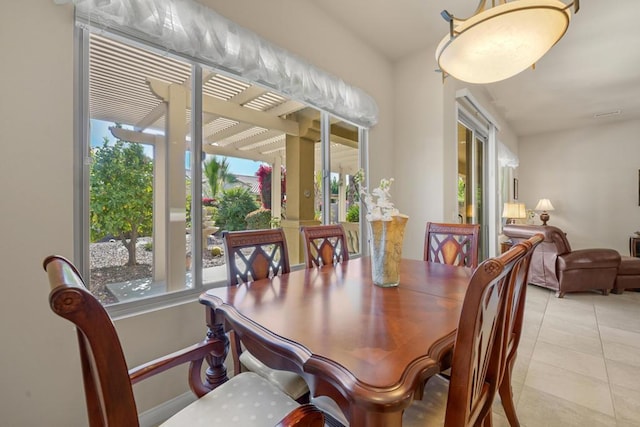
[{"x1": 558, "y1": 249, "x2": 621, "y2": 271}]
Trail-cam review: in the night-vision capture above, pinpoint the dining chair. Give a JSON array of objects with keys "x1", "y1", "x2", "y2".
[
  {"x1": 223, "y1": 229, "x2": 310, "y2": 402},
  {"x1": 497, "y1": 233, "x2": 544, "y2": 426},
  {"x1": 42, "y1": 255, "x2": 324, "y2": 427},
  {"x1": 300, "y1": 224, "x2": 349, "y2": 268},
  {"x1": 312, "y1": 238, "x2": 534, "y2": 427},
  {"x1": 424, "y1": 222, "x2": 480, "y2": 268}
]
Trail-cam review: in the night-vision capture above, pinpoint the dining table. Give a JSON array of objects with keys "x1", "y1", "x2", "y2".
[{"x1": 198, "y1": 257, "x2": 472, "y2": 427}]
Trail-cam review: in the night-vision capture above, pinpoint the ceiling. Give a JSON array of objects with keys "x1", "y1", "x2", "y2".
[{"x1": 309, "y1": 0, "x2": 640, "y2": 137}]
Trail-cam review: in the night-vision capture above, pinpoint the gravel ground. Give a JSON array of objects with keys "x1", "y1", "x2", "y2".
[{"x1": 90, "y1": 234, "x2": 225, "y2": 304}]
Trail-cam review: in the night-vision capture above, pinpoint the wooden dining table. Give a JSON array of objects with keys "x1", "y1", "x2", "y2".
[{"x1": 199, "y1": 257, "x2": 472, "y2": 426}]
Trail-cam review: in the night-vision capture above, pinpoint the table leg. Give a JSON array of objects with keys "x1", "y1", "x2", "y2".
[{"x1": 204, "y1": 310, "x2": 229, "y2": 390}]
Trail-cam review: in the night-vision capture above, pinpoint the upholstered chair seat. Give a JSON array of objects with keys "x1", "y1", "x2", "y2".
[
  {"x1": 239, "y1": 351, "x2": 311, "y2": 400},
  {"x1": 162, "y1": 372, "x2": 303, "y2": 426}
]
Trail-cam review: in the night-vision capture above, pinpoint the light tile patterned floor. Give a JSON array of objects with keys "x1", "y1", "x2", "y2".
[{"x1": 492, "y1": 285, "x2": 640, "y2": 427}]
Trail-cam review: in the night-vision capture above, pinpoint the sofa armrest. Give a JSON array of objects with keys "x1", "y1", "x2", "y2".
[{"x1": 558, "y1": 249, "x2": 620, "y2": 271}]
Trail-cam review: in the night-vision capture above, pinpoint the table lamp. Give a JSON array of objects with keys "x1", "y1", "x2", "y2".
[
  {"x1": 535, "y1": 198, "x2": 555, "y2": 225},
  {"x1": 502, "y1": 202, "x2": 526, "y2": 224}
]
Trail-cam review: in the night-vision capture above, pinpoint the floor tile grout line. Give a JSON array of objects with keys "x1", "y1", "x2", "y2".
[
  {"x1": 591, "y1": 294, "x2": 620, "y2": 422},
  {"x1": 516, "y1": 285, "x2": 550, "y2": 410}
]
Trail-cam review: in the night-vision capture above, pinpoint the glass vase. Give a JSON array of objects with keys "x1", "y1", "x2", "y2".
[{"x1": 367, "y1": 214, "x2": 409, "y2": 287}]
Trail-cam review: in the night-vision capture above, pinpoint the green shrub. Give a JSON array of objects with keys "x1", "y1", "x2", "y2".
[
  {"x1": 346, "y1": 204, "x2": 360, "y2": 222},
  {"x1": 185, "y1": 192, "x2": 192, "y2": 228},
  {"x1": 204, "y1": 205, "x2": 218, "y2": 220},
  {"x1": 215, "y1": 187, "x2": 260, "y2": 231},
  {"x1": 210, "y1": 246, "x2": 223, "y2": 257},
  {"x1": 246, "y1": 208, "x2": 272, "y2": 230},
  {"x1": 143, "y1": 241, "x2": 153, "y2": 251}
]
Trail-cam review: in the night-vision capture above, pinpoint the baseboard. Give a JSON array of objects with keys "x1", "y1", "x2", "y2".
[{"x1": 139, "y1": 392, "x2": 196, "y2": 427}]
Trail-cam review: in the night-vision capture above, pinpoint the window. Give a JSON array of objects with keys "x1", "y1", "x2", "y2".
[
  {"x1": 456, "y1": 91, "x2": 501, "y2": 259},
  {"x1": 78, "y1": 31, "x2": 367, "y2": 309},
  {"x1": 457, "y1": 118, "x2": 488, "y2": 260}
]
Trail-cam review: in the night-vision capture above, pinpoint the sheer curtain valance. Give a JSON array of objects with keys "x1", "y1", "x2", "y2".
[
  {"x1": 498, "y1": 142, "x2": 519, "y2": 168},
  {"x1": 62, "y1": 0, "x2": 378, "y2": 127}
]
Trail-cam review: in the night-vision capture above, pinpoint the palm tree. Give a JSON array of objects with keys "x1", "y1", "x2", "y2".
[{"x1": 203, "y1": 156, "x2": 236, "y2": 198}]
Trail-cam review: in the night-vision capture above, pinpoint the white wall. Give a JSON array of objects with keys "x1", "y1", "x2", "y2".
[
  {"x1": 393, "y1": 47, "x2": 519, "y2": 259},
  {"x1": 393, "y1": 47, "x2": 445, "y2": 259},
  {"x1": 518, "y1": 119, "x2": 640, "y2": 254},
  {"x1": 0, "y1": 1, "x2": 394, "y2": 425}
]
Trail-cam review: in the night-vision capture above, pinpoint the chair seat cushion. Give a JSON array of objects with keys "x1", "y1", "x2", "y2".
[
  {"x1": 240, "y1": 350, "x2": 310, "y2": 400},
  {"x1": 161, "y1": 372, "x2": 298, "y2": 427}
]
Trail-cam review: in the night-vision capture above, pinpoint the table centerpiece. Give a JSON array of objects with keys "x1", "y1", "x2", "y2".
[{"x1": 354, "y1": 170, "x2": 408, "y2": 287}]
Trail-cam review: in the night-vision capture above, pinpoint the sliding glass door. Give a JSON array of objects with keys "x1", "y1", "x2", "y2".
[{"x1": 457, "y1": 118, "x2": 488, "y2": 260}]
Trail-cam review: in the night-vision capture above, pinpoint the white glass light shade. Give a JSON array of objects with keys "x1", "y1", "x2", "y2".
[
  {"x1": 435, "y1": 0, "x2": 571, "y2": 84},
  {"x1": 502, "y1": 202, "x2": 527, "y2": 219},
  {"x1": 535, "y1": 198, "x2": 555, "y2": 211}
]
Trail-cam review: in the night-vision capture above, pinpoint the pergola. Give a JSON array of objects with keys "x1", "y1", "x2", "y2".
[{"x1": 88, "y1": 33, "x2": 360, "y2": 284}]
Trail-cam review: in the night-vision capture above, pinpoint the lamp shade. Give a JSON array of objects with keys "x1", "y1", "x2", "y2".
[
  {"x1": 535, "y1": 198, "x2": 555, "y2": 211},
  {"x1": 435, "y1": 0, "x2": 572, "y2": 84},
  {"x1": 502, "y1": 202, "x2": 527, "y2": 219}
]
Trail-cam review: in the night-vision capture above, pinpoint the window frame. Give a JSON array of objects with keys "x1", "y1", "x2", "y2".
[{"x1": 75, "y1": 26, "x2": 368, "y2": 317}]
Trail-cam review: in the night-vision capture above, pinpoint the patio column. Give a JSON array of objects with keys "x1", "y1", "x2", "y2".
[
  {"x1": 153, "y1": 134, "x2": 167, "y2": 282},
  {"x1": 338, "y1": 170, "x2": 347, "y2": 222},
  {"x1": 271, "y1": 156, "x2": 282, "y2": 221},
  {"x1": 165, "y1": 83, "x2": 188, "y2": 291},
  {"x1": 282, "y1": 134, "x2": 318, "y2": 264}
]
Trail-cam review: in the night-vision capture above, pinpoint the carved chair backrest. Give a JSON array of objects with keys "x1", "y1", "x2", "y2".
[
  {"x1": 222, "y1": 229, "x2": 291, "y2": 375},
  {"x1": 223, "y1": 229, "x2": 291, "y2": 286},
  {"x1": 424, "y1": 222, "x2": 480, "y2": 268},
  {"x1": 43, "y1": 255, "x2": 139, "y2": 427},
  {"x1": 502, "y1": 234, "x2": 544, "y2": 371},
  {"x1": 444, "y1": 242, "x2": 529, "y2": 427},
  {"x1": 300, "y1": 224, "x2": 349, "y2": 268}
]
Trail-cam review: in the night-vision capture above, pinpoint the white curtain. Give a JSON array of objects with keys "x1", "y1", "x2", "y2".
[
  {"x1": 65, "y1": 0, "x2": 379, "y2": 128},
  {"x1": 498, "y1": 142, "x2": 519, "y2": 168}
]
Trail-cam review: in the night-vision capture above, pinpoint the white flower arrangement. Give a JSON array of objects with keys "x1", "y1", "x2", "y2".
[{"x1": 353, "y1": 169, "x2": 401, "y2": 221}]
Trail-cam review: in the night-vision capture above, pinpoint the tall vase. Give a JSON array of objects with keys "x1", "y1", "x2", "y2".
[{"x1": 367, "y1": 214, "x2": 409, "y2": 287}]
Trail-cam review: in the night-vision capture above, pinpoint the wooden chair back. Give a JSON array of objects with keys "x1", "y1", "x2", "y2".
[
  {"x1": 43, "y1": 255, "x2": 324, "y2": 427},
  {"x1": 43, "y1": 255, "x2": 145, "y2": 426},
  {"x1": 424, "y1": 222, "x2": 480, "y2": 268},
  {"x1": 498, "y1": 233, "x2": 544, "y2": 426},
  {"x1": 300, "y1": 224, "x2": 349, "y2": 268},
  {"x1": 444, "y1": 241, "x2": 530, "y2": 426},
  {"x1": 223, "y1": 228, "x2": 291, "y2": 375},
  {"x1": 504, "y1": 234, "x2": 544, "y2": 364},
  {"x1": 223, "y1": 228, "x2": 291, "y2": 285}
]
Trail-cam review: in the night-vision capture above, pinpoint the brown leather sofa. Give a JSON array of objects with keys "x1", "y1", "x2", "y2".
[{"x1": 503, "y1": 225, "x2": 621, "y2": 298}]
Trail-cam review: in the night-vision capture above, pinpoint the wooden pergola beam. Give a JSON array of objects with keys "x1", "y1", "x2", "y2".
[
  {"x1": 109, "y1": 127, "x2": 157, "y2": 144},
  {"x1": 134, "y1": 103, "x2": 166, "y2": 131},
  {"x1": 147, "y1": 78, "x2": 299, "y2": 136}
]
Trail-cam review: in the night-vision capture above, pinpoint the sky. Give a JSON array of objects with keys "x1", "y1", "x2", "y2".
[{"x1": 90, "y1": 119, "x2": 262, "y2": 176}]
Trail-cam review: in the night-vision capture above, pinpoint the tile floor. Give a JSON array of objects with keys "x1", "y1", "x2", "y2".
[{"x1": 491, "y1": 285, "x2": 640, "y2": 427}]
